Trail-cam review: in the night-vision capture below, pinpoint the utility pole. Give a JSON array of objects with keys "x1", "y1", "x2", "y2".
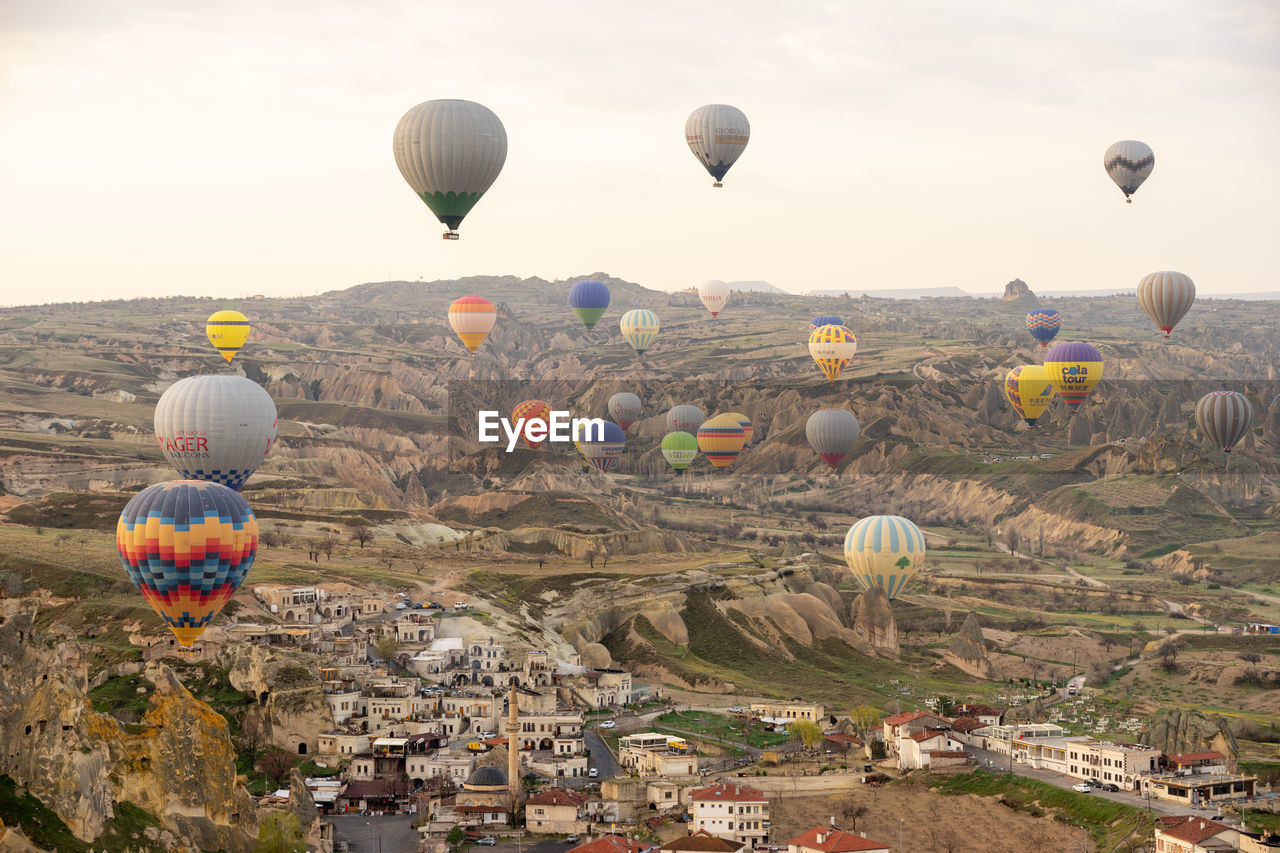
[{"x1": 899, "y1": 818, "x2": 904, "y2": 852}]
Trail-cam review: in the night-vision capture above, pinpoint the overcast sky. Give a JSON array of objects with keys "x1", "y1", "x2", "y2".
[{"x1": 1, "y1": 0, "x2": 1277, "y2": 305}]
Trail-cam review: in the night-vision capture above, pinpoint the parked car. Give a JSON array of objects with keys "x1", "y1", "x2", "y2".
[
  {"x1": 1086, "y1": 779, "x2": 1104, "y2": 788},
  {"x1": 726, "y1": 706, "x2": 743, "y2": 713},
  {"x1": 599, "y1": 720, "x2": 617, "y2": 729},
  {"x1": 477, "y1": 838, "x2": 497, "y2": 846},
  {"x1": 1070, "y1": 783, "x2": 1092, "y2": 793},
  {"x1": 428, "y1": 601, "x2": 444, "y2": 609},
  {"x1": 395, "y1": 602, "x2": 407, "y2": 610},
  {"x1": 565, "y1": 835, "x2": 579, "y2": 843},
  {"x1": 1103, "y1": 783, "x2": 1120, "y2": 792},
  {"x1": 588, "y1": 768, "x2": 599, "y2": 778}
]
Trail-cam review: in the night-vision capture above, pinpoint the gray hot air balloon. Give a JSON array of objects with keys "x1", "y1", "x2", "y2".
[
  {"x1": 806, "y1": 408, "x2": 860, "y2": 469},
  {"x1": 685, "y1": 104, "x2": 750, "y2": 187},
  {"x1": 608, "y1": 392, "x2": 643, "y2": 431},
  {"x1": 1103, "y1": 140, "x2": 1154, "y2": 203},
  {"x1": 153, "y1": 375, "x2": 277, "y2": 490},
  {"x1": 1137, "y1": 271, "x2": 1195, "y2": 337},
  {"x1": 393, "y1": 99, "x2": 508, "y2": 240},
  {"x1": 1195, "y1": 391, "x2": 1253, "y2": 453},
  {"x1": 666, "y1": 404, "x2": 705, "y2": 435}
]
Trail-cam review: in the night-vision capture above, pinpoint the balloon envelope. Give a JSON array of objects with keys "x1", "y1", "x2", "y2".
[
  {"x1": 809, "y1": 315, "x2": 843, "y2": 332},
  {"x1": 154, "y1": 375, "x2": 277, "y2": 490},
  {"x1": 685, "y1": 104, "x2": 750, "y2": 185},
  {"x1": 724, "y1": 412, "x2": 753, "y2": 446},
  {"x1": 393, "y1": 99, "x2": 507, "y2": 236},
  {"x1": 1043, "y1": 342, "x2": 1103, "y2": 412},
  {"x1": 1195, "y1": 391, "x2": 1253, "y2": 453},
  {"x1": 449, "y1": 296, "x2": 497, "y2": 353},
  {"x1": 581, "y1": 421, "x2": 626, "y2": 473},
  {"x1": 620, "y1": 310, "x2": 660, "y2": 355},
  {"x1": 609, "y1": 393, "x2": 643, "y2": 431},
  {"x1": 1137, "y1": 271, "x2": 1195, "y2": 337},
  {"x1": 512, "y1": 399, "x2": 552, "y2": 449},
  {"x1": 1025, "y1": 309, "x2": 1062, "y2": 348},
  {"x1": 666, "y1": 404, "x2": 705, "y2": 434},
  {"x1": 116, "y1": 480, "x2": 258, "y2": 646},
  {"x1": 843, "y1": 515, "x2": 926, "y2": 600},
  {"x1": 661, "y1": 431, "x2": 699, "y2": 470},
  {"x1": 696, "y1": 414, "x2": 746, "y2": 467},
  {"x1": 698, "y1": 280, "x2": 731, "y2": 318},
  {"x1": 806, "y1": 408, "x2": 860, "y2": 468},
  {"x1": 808, "y1": 325, "x2": 857, "y2": 382},
  {"x1": 1103, "y1": 140, "x2": 1154, "y2": 202},
  {"x1": 1004, "y1": 365, "x2": 1055, "y2": 426},
  {"x1": 569, "y1": 280, "x2": 611, "y2": 330},
  {"x1": 205, "y1": 310, "x2": 250, "y2": 362}
]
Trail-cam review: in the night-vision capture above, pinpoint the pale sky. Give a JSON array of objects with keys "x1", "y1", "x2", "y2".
[{"x1": 1, "y1": 0, "x2": 1277, "y2": 305}]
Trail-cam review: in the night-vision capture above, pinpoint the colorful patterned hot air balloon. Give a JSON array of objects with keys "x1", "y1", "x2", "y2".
[
  {"x1": 116, "y1": 480, "x2": 258, "y2": 646},
  {"x1": 392, "y1": 99, "x2": 507, "y2": 239},
  {"x1": 1043, "y1": 342, "x2": 1103, "y2": 413},
  {"x1": 1025, "y1": 309, "x2": 1062, "y2": 349},
  {"x1": 512, "y1": 399, "x2": 552, "y2": 449},
  {"x1": 1004, "y1": 365, "x2": 1056, "y2": 426},
  {"x1": 1195, "y1": 391, "x2": 1253, "y2": 453},
  {"x1": 685, "y1": 104, "x2": 750, "y2": 187},
  {"x1": 1103, "y1": 140, "x2": 1154, "y2": 203},
  {"x1": 666, "y1": 404, "x2": 705, "y2": 434},
  {"x1": 698, "y1": 280, "x2": 730, "y2": 318},
  {"x1": 569, "y1": 280, "x2": 611, "y2": 330},
  {"x1": 843, "y1": 515, "x2": 926, "y2": 600},
  {"x1": 696, "y1": 414, "x2": 746, "y2": 468},
  {"x1": 154, "y1": 375, "x2": 277, "y2": 490},
  {"x1": 806, "y1": 408, "x2": 860, "y2": 469},
  {"x1": 449, "y1": 296, "x2": 497, "y2": 353},
  {"x1": 581, "y1": 421, "x2": 626, "y2": 473},
  {"x1": 809, "y1": 315, "x2": 843, "y2": 332},
  {"x1": 205, "y1": 310, "x2": 251, "y2": 362},
  {"x1": 608, "y1": 393, "x2": 643, "y2": 431},
  {"x1": 725, "y1": 412, "x2": 753, "y2": 446},
  {"x1": 1137, "y1": 271, "x2": 1195, "y2": 337},
  {"x1": 620, "y1": 309, "x2": 660, "y2": 355},
  {"x1": 661, "y1": 431, "x2": 699, "y2": 471},
  {"x1": 808, "y1": 325, "x2": 857, "y2": 382}
]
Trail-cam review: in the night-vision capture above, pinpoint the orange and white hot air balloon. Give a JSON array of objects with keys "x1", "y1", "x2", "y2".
[{"x1": 449, "y1": 296, "x2": 497, "y2": 353}]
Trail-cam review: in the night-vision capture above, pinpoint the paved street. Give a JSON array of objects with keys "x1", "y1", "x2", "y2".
[
  {"x1": 584, "y1": 729, "x2": 619, "y2": 780},
  {"x1": 331, "y1": 814, "x2": 420, "y2": 853}
]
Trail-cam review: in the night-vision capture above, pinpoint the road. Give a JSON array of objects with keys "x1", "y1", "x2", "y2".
[
  {"x1": 584, "y1": 729, "x2": 619, "y2": 780},
  {"x1": 331, "y1": 814, "x2": 421, "y2": 853}
]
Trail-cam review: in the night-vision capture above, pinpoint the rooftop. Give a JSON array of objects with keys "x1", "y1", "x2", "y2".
[
  {"x1": 883, "y1": 710, "x2": 944, "y2": 727},
  {"x1": 662, "y1": 831, "x2": 741, "y2": 852},
  {"x1": 1167, "y1": 752, "x2": 1226, "y2": 764},
  {"x1": 691, "y1": 782, "x2": 766, "y2": 803},
  {"x1": 568, "y1": 834, "x2": 651, "y2": 853},
  {"x1": 526, "y1": 789, "x2": 589, "y2": 807},
  {"x1": 789, "y1": 826, "x2": 891, "y2": 852},
  {"x1": 1157, "y1": 816, "x2": 1236, "y2": 845}
]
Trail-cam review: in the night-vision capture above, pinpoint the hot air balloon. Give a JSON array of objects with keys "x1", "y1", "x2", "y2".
[
  {"x1": 809, "y1": 325, "x2": 857, "y2": 382},
  {"x1": 696, "y1": 414, "x2": 746, "y2": 468},
  {"x1": 449, "y1": 296, "x2": 497, "y2": 353},
  {"x1": 1025, "y1": 309, "x2": 1062, "y2": 349},
  {"x1": 580, "y1": 421, "x2": 626, "y2": 473},
  {"x1": 392, "y1": 99, "x2": 507, "y2": 239},
  {"x1": 1137, "y1": 271, "x2": 1195, "y2": 337},
  {"x1": 685, "y1": 104, "x2": 750, "y2": 187},
  {"x1": 116, "y1": 480, "x2": 258, "y2": 646},
  {"x1": 620, "y1": 310, "x2": 660, "y2": 355},
  {"x1": 666, "y1": 404, "x2": 705, "y2": 434},
  {"x1": 1043, "y1": 342, "x2": 1103, "y2": 412},
  {"x1": 154, "y1": 375, "x2": 277, "y2": 490},
  {"x1": 609, "y1": 393, "x2": 643, "y2": 431},
  {"x1": 1195, "y1": 391, "x2": 1253, "y2": 453},
  {"x1": 1004, "y1": 365, "x2": 1055, "y2": 426},
  {"x1": 1103, "y1": 140, "x2": 1154, "y2": 203},
  {"x1": 698, "y1": 280, "x2": 730, "y2": 318},
  {"x1": 661, "y1": 431, "x2": 699, "y2": 471},
  {"x1": 809, "y1": 315, "x2": 843, "y2": 332},
  {"x1": 205, "y1": 310, "x2": 250, "y2": 362},
  {"x1": 725, "y1": 412, "x2": 753, "y2": 446},
  {"x1": 843, "y1": 515, "x2": 926, "y2": 600},
  {"x1": 512, "y1": 399, "x2": 552, "y2": 449},
  {"x1": 569, "y1": 280, "x2": 611, "y2": 330},
  {"x1": 806, "y1": 408, "x2": 860, "y2": 468}
]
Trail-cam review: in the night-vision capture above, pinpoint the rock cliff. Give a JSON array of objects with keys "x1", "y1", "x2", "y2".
[
  {"x1": 1002, "y1": 279, "x2": 1036, "y2": 302},
  {"x1": 1139, "y1": 709, "x2": 1240, "y2": 759},
  {"x1": 848, "y1": 588, "x2": 899, "y2": 658},
  {"x1": 943, "y1": 612, "x2": 1000, "y2": 679}
]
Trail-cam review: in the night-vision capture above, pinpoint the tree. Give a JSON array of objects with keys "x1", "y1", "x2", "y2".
[
  {"x1": 848, "y1": 704, "x2": 881, "y2": 739},
  {"x1": 254, "y1": 811, "x2": 307, "y2": 853},
  {"x1": 373, "y1": 635, "x2": 400, "y2": 665},
  {"x1": 447, "y1": 826, "x2": 465, "y2": 847},
  {"x1": 238, "y1": 707, "x2": 266, "y2": 770},
  {"x1": 318, "y1": 536, "x2": 338, "y2": 559},
  {"x1": 583, "y1": 548, "x2": 599, "y2": 569},
  {"x1": 351, "y1": 520, "x2": 374, "y2": 548},
  {"x1": 788, "y1": 719, "x2": 823, "y2": 749},
  {"x1": 841, "y1": 802, "x2": 869, "y2": 830},
  {"x1": 257, "y1": 747, "x2": 294, "y2": 789}
]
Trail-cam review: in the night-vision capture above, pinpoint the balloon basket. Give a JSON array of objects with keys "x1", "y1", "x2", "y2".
[
  {"x1": 443, "y1": 231, "x2": 460, "y2": 240},
  {"x1": 712, "y1": 182, "x2": 723, "y2": 188}
]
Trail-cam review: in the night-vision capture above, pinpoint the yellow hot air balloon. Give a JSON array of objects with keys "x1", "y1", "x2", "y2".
[
  {"x1": 696, "y1": 414, "x2": 747, "y2": 468},
  {"x1": 1003, "y1": 365, "x2": 1055, "y2": 426},
  {"x1": 449, "y1": 296, "x2": 497, "y2": 353},
  {"x1": 206, "y1": 310, "x2": 251, "y2": 362},
  {"x1": 1043, "y1": 342, "x2": 1103, "y2": 413},
  {"x1": 843, "y1": 515, "x2": 926, "y2": 600},
  {"x1": 808, "y1": 325, "x2": 857, "y2": 382}
]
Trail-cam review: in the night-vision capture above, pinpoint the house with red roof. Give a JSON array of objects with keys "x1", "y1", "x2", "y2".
[
  {"x1": 567, "y1": 834, "x2": 653, "y2": 853},
  {"x1": 690, "y1": 782, "x2": 770, "y2": 848},
  {"x1": 881, "y1": 711, "x2": 949, "y2": 757},
  {"x1": 1164, "y1": 753, "x2": 1229, "y2": 775},
  {"x1": 1153, "y1": 815, "x2": 1241, "y2": 852},
  {"x1": 661, "y1": 829, "x2": 749, "y2": 853},
  {"x1": 898, "y1": 728, "x2": 967, "y2": 771},
  {"x1": 525, "y1": 788, "x2": 589, "y2": 833},
  {"x1": 788, "y1": 825, "x2": 891, "y2": 853}
]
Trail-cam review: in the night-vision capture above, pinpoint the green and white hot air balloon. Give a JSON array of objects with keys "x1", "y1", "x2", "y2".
[{"x1": 661, "y1": 431, "x2": 699, "y2": 471}]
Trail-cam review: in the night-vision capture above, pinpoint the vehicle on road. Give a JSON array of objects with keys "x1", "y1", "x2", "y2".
[
  {"x1": 477, "y1": 838, "x2": 497, "y2": 846},
  {"x1": 1070, "y1": 783, "x2": 1092, "y2": 793},
  {"x1": 1104, "y1": 783, "x2": 1120, "y2": 792},
  {"x1": 599, "y1": 720, "x2": 616, "y2": 729},
  {"x1": 588, "y1": 768, "x2": 598, "y2": 778},
  {"x1": 565, "y1": 836, "x2": 579, "y2": 843},
  {"x1": 726, "y1": 706, "x2": 743, "y2": 713},
  {"x1": 395, "y1": 602, "x2": 407, "y2": 610}
]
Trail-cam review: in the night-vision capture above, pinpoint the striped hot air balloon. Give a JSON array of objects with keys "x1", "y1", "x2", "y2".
[
  {"x1": 512, "y1": 399, "x2": 552, "y2": 449},
  {"x1": 1103, "y1": 140, "x2": 1154, "y2": 203},
  {"x1": 449, "y1": 296, "x2": 497, "y2": 353},
  {"x1": 1025, "y1": 309, "x2": 1062, "y2": 348},
  {"x1": 1043, "y1": 342, "x2": 1104, "y2": 412},
  {"x1": 608, "y1": 393, "x2": 643, "y2": 431},
  {"x1": 685, "y1": 104, "x2": 750, "y2": 187},
  {"x1": 1004, "y1": 365, "x2": 1055, "y2": 426},
  {"x1": 808, "y1": 325, "x2": 857, "y2": 382},
  {"x1": 725, "y1": 412, "x2": 753, "y2": 446},
  {"x1": 696, "y1": 414, "x2": 746, "y2": 468},
  {"x1": 809, "y1": 315, "x2": 843, "y2": 332},
  {"x1": 620, "y1": 309, "x2": 660, "y2": 355},
  {"x1": 843, "y1": 515, "x2": 926, "y2": 600},
  {"x1": 205, "y1": 310, "x2": 251, "y2": 362},
  {"x1": 806, "y1": 408, "x2": 860, "y2": 469},
  {"x1": 116, "y1": 480, "x2": 258, "y2": 646},
  {"x1": 661, "y1": 431, "x2": 699, "y2": 471},
  {"x1": 569, "y1": 280, "x2": 611, "y2": 330},
  {"x1": 1195, "y1": 391, "x2": 1253, "y2": 453},
  {"x1": 666, "y1": 404, "x2": 705, "y2": 434},
  {"x1": 581, "y1": 421, "x2": 626, "y2": 473},
  {"x1": 1137, "y1": 271, "x2": 1195, "y2": 337},
  {"x1": 153, "y1": 375, "x2": 277, "y2": 491}
]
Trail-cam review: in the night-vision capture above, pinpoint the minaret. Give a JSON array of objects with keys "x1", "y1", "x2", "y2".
[{"x1": 507, "y1": 683, "x2": 519, "y2": 793}]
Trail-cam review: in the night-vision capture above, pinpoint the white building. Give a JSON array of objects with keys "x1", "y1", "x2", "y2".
[{"x1": 690, "y1": 782, "x2": 770, "y2": 849}]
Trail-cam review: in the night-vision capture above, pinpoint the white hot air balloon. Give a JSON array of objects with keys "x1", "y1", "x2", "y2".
[
  {"x1": 685, "y1": 105, "x2": 750, "y2": 187},
  {"x1": 1103, "y1": 140, "x2": 1154, "y2": 203},
  {"x1": 697, "y1": 280, "x2": 731, "y2": 318},
  {"x1": 153, "y1": 375, "x2": 277, "y2": 490},
  {"x1": 393, "y1": 99, "x2": 508, "y2": 239}
]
